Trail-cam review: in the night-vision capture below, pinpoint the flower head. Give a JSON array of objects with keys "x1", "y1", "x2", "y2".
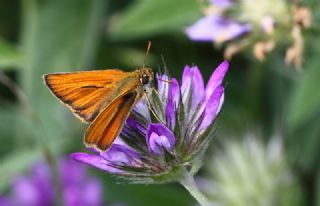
[
  {"x1": 186, "y1": 0, "x2": 312, "y2": 69},
  {"x1": 0, "y1": 158, "x2": 104, "y2": 206},
  {"x1": 198, "y1": 134, "x2": 303, "y2": 206},
  {"x1": 72, "y1": 61, "x2": 229, "y2": 184}
]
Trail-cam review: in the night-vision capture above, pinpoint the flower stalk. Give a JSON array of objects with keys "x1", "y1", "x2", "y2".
[{"x1": 179, "y1": 168, "x2": 211, "y2": 206}]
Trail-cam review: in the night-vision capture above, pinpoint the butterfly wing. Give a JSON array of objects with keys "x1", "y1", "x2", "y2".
[
  {"x1": 84, "y1": 90, "x2": 140, "y2": 151},
  {"x1": 43, "y1": 70, "x2": 132, "y2": 122}
]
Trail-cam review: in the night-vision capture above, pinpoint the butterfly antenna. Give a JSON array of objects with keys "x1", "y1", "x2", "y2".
[
  {"x1": 156, "y1": 54, "x2": 172, "y2": 84},
  {"x1": 161, "y1": 54, "x2": 169, "y2": 76},
  {"x1": 157, "y1": 78, "x2": 173, "y2": 83},
  {"x1": 143, "y1": 41, "x2": 152, "y2": 68},
  {"x1": 130, "y1": 59, "x2": 136, "y2": 70}
]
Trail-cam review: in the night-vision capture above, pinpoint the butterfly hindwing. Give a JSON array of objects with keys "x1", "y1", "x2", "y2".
[{"x1": 84, "y1": 90, "x2": 139, "y2": 151}]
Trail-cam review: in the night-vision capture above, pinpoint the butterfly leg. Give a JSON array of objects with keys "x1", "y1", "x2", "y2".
[
  {"x1": 152, "y1": 88, "x2": 158, "y2": 95},
  {"x1": 144, "y1": 92, "x2": 165, "y2": 124}
]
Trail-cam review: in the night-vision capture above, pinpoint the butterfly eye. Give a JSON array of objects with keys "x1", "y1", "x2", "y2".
[{"x1": 141, "y1": 75, "x2": 149, "y2": 85}]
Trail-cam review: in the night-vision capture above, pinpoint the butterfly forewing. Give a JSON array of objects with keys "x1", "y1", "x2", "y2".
[
  {"x1": 44, "y1": 70, "x2": 132, "y2": 122},
  {"x1": 84, "y1": 91, "x2": 139, "y2": 151},
  {"x1": 44, "y1": 67, "x2": 154, "y2": 152}
]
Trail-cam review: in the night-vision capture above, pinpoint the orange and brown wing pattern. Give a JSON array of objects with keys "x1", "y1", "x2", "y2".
[
  {"x1": 84, "y1": 91, "x2": 138, "y2": 151},
  {"x1": 43, "y1": 70, "x2": 131, "y2": 122}
]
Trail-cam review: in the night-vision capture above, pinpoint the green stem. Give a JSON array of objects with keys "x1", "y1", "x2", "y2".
[{"x1": 179, "y1": 170, "x2": 211, "y2": 206}]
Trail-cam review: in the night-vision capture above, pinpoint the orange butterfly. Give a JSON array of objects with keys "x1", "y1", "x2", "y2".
[{"x1": 44, "y1": 67, "x2": 154, "y2": 152}]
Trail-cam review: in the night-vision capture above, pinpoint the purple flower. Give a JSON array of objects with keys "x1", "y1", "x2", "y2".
[
  {"x1": 72, "y1": 61, "x2": 229, "y2": 183},
  {"x1": 0, "y1": 158, "x2": 104, "y2": 206}
]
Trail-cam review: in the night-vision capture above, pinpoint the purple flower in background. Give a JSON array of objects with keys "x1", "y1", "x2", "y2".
[
  {"x1": 186, "y1": 0, "x2": 292, "y2": 43},
  {"x1": 186, "y1": 0, "x2": 251, "y2": 43},
  {"x1": 72, "y1": 61, "x2": 229, "y2": 184},
  {"x1": 0, "y1": 158, "x2": 104, "y2": 206},
  {"x1": 0, "y1": 197, "x2": 11, "y2": 206},
  {"x1": 185, "y1": 0, "x2": 312, "y2": 69}
]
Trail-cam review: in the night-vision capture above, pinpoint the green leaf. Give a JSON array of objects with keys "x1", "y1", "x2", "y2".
[
  {"x1": 15, "y1": 0, "x2": 106, "y2": 142},
  {"x1": 109, "y1": 0, "x2": 202, "y2": 40},
  {"x1": 288, "y1": 116, "x2": 320, "y2": 171},
  {"x1": 286, "y1": 34, "x2": 320, "y2": 171},
  {"x1": 0, "y1": 1, "x2": 106, "y2": 191},
  {"x1": 0, "y1": 38, "x2": 23, "y2": 69},
  {"x1": 287, "y1": 61, "x2": 320, "y2": 128},
  {"x1": 0, "y1": 105, "x2": 19, "y2": 155}
]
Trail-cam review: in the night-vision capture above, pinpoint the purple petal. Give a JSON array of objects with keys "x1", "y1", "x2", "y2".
[
  {"x1": 63, "y1": 186, "x2": 82, "y2": 206},
  {"x1": 81, "y1": 179, "x2": 102, "y2": 206},
  {"x1": 209, "y1": 0, "x2": 233, "y2": 8},
  {"x1": 31, "y1": 163, "x2": 50, "y2": 180},
  {"x1": 59, "y1": 158, "x2": 86, "y2": 186},
  {"x1": 11, "y1": 177, "x2": 41, "y2": 206},
  {"x1": 3, "y1": 158, "x2": 105, "y2": 206},
  {"x1": 186, "y1": 15, "x2": 251, "y2": 42},
  {"x1": 134, "y1": 99, "x2": 151, "y2": 121},
  {"x1": 100, "y1": 144, "x2": 141, "y2": 166},
  {"x1": 31, "y1": 164, "x2": 54, "y2": 205},
  {"x1": 196, "y1": 62, "x2": 227, "y2": 129},
  {"x1": 181, "y1": 65, "x2": 191, "y2": 100},
  {"x1": 200, "y1": 86, "x2": 224, "y2": 130},
  {"x1": 0, "y1": 197, "x2": 12, "y2": 206},
  {"x1": 261, "y1": 15, "x2": 275, "y2": 34},
  {"x1": 114, "y1": 137, "x2": 130, "y2": 146},
  {"x1": 190, "y1": 66, "x2": 204, "y2": 107},
  {"x1": 61, "y1": 159, "x2": 103, "y2": 206},
  {"x1": 169, "y1": 78, "x2": 180, "y2": 108},
  {"x1": 71, "y1": 153, "x2": 123, "y2": 174},
  {"x1": 64, "y1": 180, "x2": 102, "y2": 206},
  {"x1": 166, "y1": 99, "x2": 175, "y2": 130},
  {"x1": 125, "y1": 117, "x2": 147, "y2": 135},
  {"x1": 146, "y1": 123, "x2": 176, "y2": 155},
  {"x1": 206, "y1": 60, "x2": 229, "y2": 98},
  {"x1": 181, "y1": 65, "x2": 205, "y2": 109},
  {"x1": 166, "y1": 78, "x2": 180, "y2": 130},
  {"x1": 156, "y1": 73, "x2": 170, "y2": 100}
]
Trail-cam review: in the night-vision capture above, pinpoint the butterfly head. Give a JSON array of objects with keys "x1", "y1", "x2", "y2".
[{"x1": 138, "y1": 67, "x2": 154, "y2": 93}]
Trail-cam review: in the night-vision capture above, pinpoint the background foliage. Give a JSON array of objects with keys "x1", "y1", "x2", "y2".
[{"x1": 0, "y1": 0, "x2": 319, "y2": 205}]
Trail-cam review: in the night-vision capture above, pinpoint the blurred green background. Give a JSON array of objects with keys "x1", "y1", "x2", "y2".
[{"x1": 0, "y1": 0, "x2": 320, "y2": 205}]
